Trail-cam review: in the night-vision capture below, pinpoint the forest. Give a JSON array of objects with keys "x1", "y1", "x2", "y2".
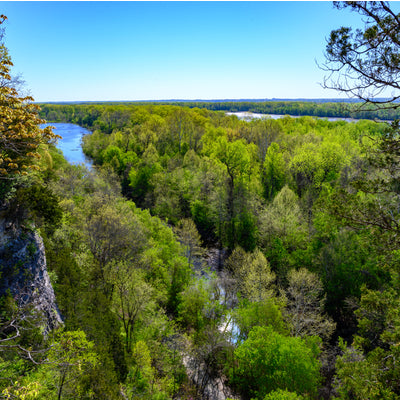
[
  {"x1": 39, "y1": 98, "x2": 400, "y2": 122},
  {"x1": 2, "y1": 2, "x2": 400, "y2": 400}
]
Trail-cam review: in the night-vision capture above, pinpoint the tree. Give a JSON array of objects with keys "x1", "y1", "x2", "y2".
[
  {"x1": 225, "y1": 247, "x2": 276, "y2": 302},
  {"x1": 0, "y1": 291, "x2": 47, "y2": 381},
  {"x1": 0, "y1": 15, "x2": 59, "y2": 183},
  {"x1": 175, "y1": 218, "x2": 204, "y2": 269},
  {"x1": 233, "y1": 298, "x2": 288, "y2": 341},
  {"x1": 259, "y1": 185, "x2": 307, "y2": 252},
  {"x1": 321, "y1": 5, "x2": 400, "y2": 343},
  {"x1": 83, "y1": 197, "x2": 146, "y2": 294},
  {"x1": 320, "y1": 0, "x2": 400, "y2": 288},
  {"x1": 44, "y1": 330, "x2": 98, "y2": 400},
  {"x1": 333, "y1": 285, "x2": 400, "y2": 399},
  {"x1": 125, "y1": 340, "x2": 156, "y2": 398},
  {"x1": 204, "y1": 132, "x2": 259, "y2": 249},
  {"x1": 106, "y1": 262, "x2": 155, "y2": 354},
  {"x1": 263, "y1": 390, "x2": 304, "y2": 400},
  {"x1": 262, "y1": 142, "x2": 286, "y2": 201},
  {"x1": 177, "y1": 279, "x2": 222, "y2": 333},
  {"x1": 230, "y1": 326, "x2": 321, "y2": 400},
  {"x1": 285, "y1": 268, "x2": 336, "y2": 342},
  {"x1": 322, "y1": 1, "x2": 400, "y2": 108}
]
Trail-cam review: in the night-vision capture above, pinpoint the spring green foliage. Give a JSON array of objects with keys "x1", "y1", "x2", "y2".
[
  {"x1": 2, "y1": 94, "x2": 397, "y2": 399},
  {"x1": 1, "y1": 48, "x2": 400, "y2": 398},
  {"x1": 1, "y1": 2, "x2": 399, "y2": 398},
  {"x1": 1, "y1": 99, "x2": 398, "y2": 399},
  {"x1": 27, "y1": 99, "x2": 400, "y2": 398},
  {"x1": 233, "y1": 298, "x2": 288, "y2": 341},
  {"x1": 39, "y1": 99, "x2": 400, "y2": 123},
  {"x1": 230, "y1": 326, "x2": 321, "y2": 399},
  {"x1": 262, "y1": 390, "x2": 304, "y2": 400}
]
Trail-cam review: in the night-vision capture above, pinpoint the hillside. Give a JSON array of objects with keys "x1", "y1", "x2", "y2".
[{"x1": 3, "y1": 101, "x2": 400, "y2": 399}]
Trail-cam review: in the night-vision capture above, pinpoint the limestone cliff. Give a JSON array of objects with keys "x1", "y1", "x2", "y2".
[{"x1": 0, "y1": 213, "x2": 62, "y2": 333}]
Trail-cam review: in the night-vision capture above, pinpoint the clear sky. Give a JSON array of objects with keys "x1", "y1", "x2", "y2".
[{"x1": 0, "y1": 1, "x2": 392, "y2": 102}]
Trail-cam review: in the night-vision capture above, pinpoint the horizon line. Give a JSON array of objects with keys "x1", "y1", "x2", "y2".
[{"x1": 36, "y1": 97, "x2": 365, "y2": 104}]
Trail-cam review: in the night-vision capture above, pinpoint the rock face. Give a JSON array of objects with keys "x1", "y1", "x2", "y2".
[
  {"x1": 0, "y1": 215, "x2": 62, "y2": 333},
  {"x1": 182, "y1": 352, "x2": 239, "y2": 400}
]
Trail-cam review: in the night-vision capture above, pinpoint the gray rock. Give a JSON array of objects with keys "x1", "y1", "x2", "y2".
[{"x1": 0, "y1": 217, "x2": 62, "y2": 334}]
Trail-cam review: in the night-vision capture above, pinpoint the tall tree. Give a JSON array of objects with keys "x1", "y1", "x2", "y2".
[
  {"x1": 231, "y1": 326, "x2": 321, "y2": 400},
  {"x1": 322, "y1": 2, "x2": 400, "y2": 255},
  {"x1": 285, "y1": 268, "x2": 336, "y2": 342}
]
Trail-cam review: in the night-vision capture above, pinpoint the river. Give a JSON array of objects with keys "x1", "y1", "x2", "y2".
[
  {"x1": 41, "y1": 123, "x2": 92, "y2": 168},
  {"x1": 226, "y1": 111, "x2": 359, "y2": 123}
]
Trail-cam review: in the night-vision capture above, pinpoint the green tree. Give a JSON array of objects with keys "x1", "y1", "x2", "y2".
[
  {"x1": 234, "y1": 298, "x2": 287, "y2": 341},
  {"x1": 230, "y1": 326, "x2": 321, "y2": 400},
  {"x1": 335, "y1": 339, "x2": 400, "y2": 400},
  {"x1": 175, "y1": 218, "x2": 204, "y2": 268},
  {"x1": 263, "y1": 142, "x2": 286, "y2": 200},
  {"x1": 44, "y1": 330, "x2": 98, "y2": 400},
  {"x1": 83, "y1": 197, "x2": 146, "y2": 294},
  {"x1": 204, "y1": 132, "x2": 259, "y2": 248},
  {"x1": 125, "y1": 340, "x2": 156, "y2": 398},
  {"x1": 263, "y1": 389, "x2": 304, "y2": 400},
  {"x1": 259, "y1": 185, "x2": 307, "y2": 252},
  {"x1": 177, "y1": 279, "x2": 222, "y2": 333},
  {"x1": 106, "y1": 262, "x2": 156, "y2": 354},
  {"x1": 333, "y1": 284, "x2": 400, "y2": 399},
  {"x1": 289, "y1": 140, "x2": 347, "y2": 196}
]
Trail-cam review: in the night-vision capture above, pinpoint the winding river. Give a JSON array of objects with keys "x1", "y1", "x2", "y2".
[{"x1": 42, "y1": 123, "x2": 92, "y2": 168}]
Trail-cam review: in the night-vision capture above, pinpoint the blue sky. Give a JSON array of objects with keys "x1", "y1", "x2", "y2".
[{"x1": 0, "y1": 1, "x2": 388, "y2": 102}]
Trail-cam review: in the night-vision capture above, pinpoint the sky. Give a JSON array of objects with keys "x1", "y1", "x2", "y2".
[{"x1": 1, "y1": 1, "x2": 394, "y2": 102}]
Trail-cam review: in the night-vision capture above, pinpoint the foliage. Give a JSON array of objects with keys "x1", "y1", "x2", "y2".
[
  {"x1": 226, "y1": 247, "x2": 276, "y2": 302},
  {"x1": 13, "y1": 183, "x2": 63, "y2": 233},
  {"x1": 6, "y1": 14, "x2": 400, "y2": 395},
  {"x1": 335, "y1": 339, "x2": 400, "y2": 400},
  {"x1": 285, "y1": 268, "x2": 336, "y2": 342},
  {"x1": 262, "y1": 142, "x2": 286, "y2": 200},
  {"x1": 230, "y1": 326, "x2": 321, "y2": 400},
  {"x1": 233, "y1": 298, "x2": 288, "y2": 341},
  {"x1": 43, "y1": 330, "x2": 98, "y2": 399},
  {"x1": 177, "y1": 278, "x2": 222, "y2": 334},
  {"x1": 262, "y1": 389, "x2": 304, "y2": 400}
]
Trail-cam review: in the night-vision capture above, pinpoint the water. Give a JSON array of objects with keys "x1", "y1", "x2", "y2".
[
  {"x1": 41, "y1": 123, "x2": 92, "y2": 167},
  {"x1": 227, "y1": 111, "x2": 358, "y2": 123},
  {"x1": 226, "y1": 111, "x2": 291, "y2": 120}
]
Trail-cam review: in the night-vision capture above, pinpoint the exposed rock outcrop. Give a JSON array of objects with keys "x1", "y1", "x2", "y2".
[
  {"x1": 0, "y1": 214, "x2": 62, "y2": 334},
  {"x1": 182, "y1": 351, "x2": 239, "y2": 400}
]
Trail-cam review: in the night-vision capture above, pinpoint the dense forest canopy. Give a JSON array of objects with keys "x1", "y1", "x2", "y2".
[
  {"x1": 39, "y1": 98, "x2": 400, "y2": 121},
  {"x1": 3, "y1": 2, "x2": 400, "y2": 400}
]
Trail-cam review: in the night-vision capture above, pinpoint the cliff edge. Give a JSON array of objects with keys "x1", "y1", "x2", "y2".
[{"x1": 0, "y1": 211, "x2": 62, "y2": 333}]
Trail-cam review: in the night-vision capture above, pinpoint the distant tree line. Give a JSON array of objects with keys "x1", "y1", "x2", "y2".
[{"x1": 40, "y1": 99, "x2": 400, "y2": 123}]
